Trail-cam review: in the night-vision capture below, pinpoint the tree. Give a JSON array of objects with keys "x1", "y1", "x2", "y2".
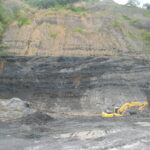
[
  {"x1": 143, "y1": 3, "x2": 150, "y2": 9},
  {"x1": 22, "y1": 0, "x2": 81, "y2": 9},
  {"x1": 126, "y1": 0, "x2": 140, "y2": 7}
]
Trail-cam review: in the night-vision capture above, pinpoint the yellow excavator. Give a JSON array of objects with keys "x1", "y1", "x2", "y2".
[{"x1": 101, "y1": 102, "x2": 149, "y2": 117}]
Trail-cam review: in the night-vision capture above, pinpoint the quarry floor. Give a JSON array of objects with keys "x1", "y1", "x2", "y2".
[{"x1": 0, "y1": 113, "x2": 150, "y2": 150}]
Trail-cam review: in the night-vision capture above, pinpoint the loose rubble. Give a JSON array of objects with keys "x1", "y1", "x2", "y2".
[{"x1": 0, "y1": 98, "x2": 36, "y2": 121}]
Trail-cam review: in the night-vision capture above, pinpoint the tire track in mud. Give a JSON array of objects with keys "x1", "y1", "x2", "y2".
[{"x1": 50, "y1": 116, "x2": 150, "y2": 150}]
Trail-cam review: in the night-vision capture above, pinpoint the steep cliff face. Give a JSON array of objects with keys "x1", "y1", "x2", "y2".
[
  {"x1": 0, "y1": 56, "x2": 149, "y2": 113},
  {"x1": 0, "y1": 2, "x2": 150, "y2": 149},
  {"x1": 0, "y1": 0, "x2": 150, "y2": 113},
  {"x1": 1, "y1": 1, "x2": 150, "y2": 58}
]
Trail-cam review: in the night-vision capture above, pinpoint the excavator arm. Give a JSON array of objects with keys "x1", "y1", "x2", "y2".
[
  {"x1": 101, "y1": 102, "x2": 149, "y2": 118},
  {"x1": 118, "y1": 102, "x2": 149, "y2": 114}
]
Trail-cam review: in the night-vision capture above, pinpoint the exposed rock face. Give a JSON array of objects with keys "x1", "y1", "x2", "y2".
[
  {"x1": 0, "y1": 56, "x2": 149, "y2": 113},
  {"x1": 2, "y1": 15, "x2": 124, "y2": 56},
  {"x1": 2, "y1": 1, "x2": 150, "y2": 57}
]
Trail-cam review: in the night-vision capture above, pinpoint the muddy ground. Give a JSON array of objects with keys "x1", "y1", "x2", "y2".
[{"x1": 0, "y1": 112, "x2": 150, "y2": 150}]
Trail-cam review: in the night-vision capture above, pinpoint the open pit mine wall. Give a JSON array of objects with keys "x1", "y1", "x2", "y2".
[{"x1": 0, "y1": 56, "x2": 150, "y2": 113}]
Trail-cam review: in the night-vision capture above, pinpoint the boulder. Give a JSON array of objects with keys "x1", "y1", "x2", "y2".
[{"x1": 0, "y1": 98, "x2": 36, "y2": 121}]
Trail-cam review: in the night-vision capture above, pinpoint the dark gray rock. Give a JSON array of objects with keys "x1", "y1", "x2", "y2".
[
  {"x1": 20, "y1": 112, "x2": 55, "y2": 125},
  {"x1": 0, "y1": 56, "x2": 149, "y2": 114}
]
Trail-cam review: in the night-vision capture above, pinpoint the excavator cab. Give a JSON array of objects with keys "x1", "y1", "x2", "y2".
[{"x1": 101, "y1": 107, "x2": 122, "y2": 117}]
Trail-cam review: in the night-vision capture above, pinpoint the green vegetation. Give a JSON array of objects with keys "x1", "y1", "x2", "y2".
[
  {"x1": 0, "y1": 23, "x2": 4, "y2": 37},
  {"x1": 0, "y1": 44, "x2": 9, "y2": 56},
  {"x1": 141, "y1": 30, "x2": 150, "y2": 41},
  {"x1": 73, "y1": 27, "x2": 85, "y2": 33},
  {"x1": 131, "y1": 19, "x2": 141, "y2": 26},
  {"x1": 67, "y1": 5, "x2": 88, "y2": 16},
  {"x1": 0, "y1": 2, "x2": 10, "y2": 55},
  {"x1": 21, "y1": 0, "x2": 98, "y2": 10},
  {"x1": 141, "y1": 30, "x2": 150, "y2": 51},
  {"x1": 0, "y1": 1, "x2": 32, "y2": 56},
  {"x1": 123, "y1": 16, "x2": 131, "y2": 21},
  {"x1": 12, "y1": 7, "x2": 32, "y2": 27},
  {"x1": 45, "y1": 5, "x2": 88, "y2": 16},
  {"x1": 143, "y1": 12, "x2": 150, "y2": 18},
  {"x1": 126, "y1": 43, "x2": 132, "y2": 51},
  {"x1": 22, "y1": 0, "x2": 81, "y2": 9},
  {"x1": 46, "y1": 24, "x2": 58, "y2": 38},
  {"x1": 111, "y1": 20, "x2": 125, "y2": 32},
  {"x1": 0, "y1": 43, "x2": 8, "y2": 49},
  {"x1": 16, "y1": 17, "x2": 32, "y2": 27},
  {"x1": 22, "y1": 0, "x2": 89, "y2": 16},
  {"x1": 126, "y1": 0, "x2": 140, "y2": 7},
  {"x1": 45, "y1": 8, "x2": 70, "y2": 16},
  {"x1": 0, "y1": 4, "x2": 11, "y2": 38},
  {"x1": 0, "y1": 3, "x2": 32, "y2": 39},
  {"x1": 112, "y1": 20, "x2": 123, "y2": 28},
  {"x1": 145, "y1": 41, "x2": 150, "y2": 47},
  {"x1": 67, "y1": 5, "x2": 87, "y2": 12},
  {"x1": 48, "y1": 32, "x2": 58, "y2": 38},
  {"x1": 143, "y1": 3, "x2": 150, "y2": 9},
  {"x1": 128, "y1": 32, "x2": 137, "y2": 40},
  {"x1": 123, "y1": 15, "x2": 141, "y2": 27},
  {"x1": 95, "y1": 9, "x2": 109, "y2": 16}
]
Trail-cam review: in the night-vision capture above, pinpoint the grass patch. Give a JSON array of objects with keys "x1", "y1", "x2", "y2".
[
  {"x1": 123, "y1": 15, "x2": 131, "y2": 21},
  {"x1": 48, "y1": 32, "x2": 58, "y2": 38},
  {"x1": 68, "y1": 5, "x2": 87, "y2": 12},
  {"x1": 73, "y1": 11, "x2": 87, "y2": 16},
  {"x1": 67, "y1": 5, "x2": 88, "y2": 16},
  {"x1": 45, "y1": 5, "x2": 88, "y2": 16},
  {"x1": 111, "y1": 19, "x2": 125, "y2": 32},
  {"x1": 0, "y1": 50, "x2": 9, "y2": 56},
  {"x1": 0, "y1": 23, "x2": 4, "y2": 38},
  {"x1": 46, "y1": 24, "x2": 52, "y2": 28},
  {"x1": 143, "y1": 12, "x2": 150, "y2": 18},
  {"x1": 0, "y1": 44, "x2": 9, "y2": 56},
  {"x1": 12, "y1": 7, "x2": 32, "y2": 27},
  {"x1": 145, "y1": 41, "x2": 150, "y2": 47},
  {"x1": 0, "y1": 4, "x2": 12, "y2": 39},
  {"x1": 95, "y1": 9, "x2": 108, "y2": 15},
  {"x1": 46, "y1": 24, "x2": 58, "y2": 38},
  {"x1": 131, "y1": 19, "x2": 141, "y2": 26},
  {"x1": 73, "y1": 27, "x2": 85, "y2": 33},
  {"x1": 17, "y1": 17, "x2": 32, "y2": 27},
  {"x1": 45, "y1": 7, "x2": 70, "y2": 16},
  {"x1": 141, "y1": 30, "x2": 150, "y2": 51},
  {"x1": 141, "y1": 30, "x2": 150, "y2": 41},
  {"x1": 128, "y1": 32, "x2": 137, "y2": 40},
  {"x1": 0, "y1": 44, "x2": 9, "y2": 49},
  {"x1": 126, "y1": 44, "x2": 132, "y2": 51},
  {"x1": 144, "y1": 41, "x2": 150, "y2": 51},
  {"x1": 122, "y1": 15, "x2": 141, "y2": 27}
]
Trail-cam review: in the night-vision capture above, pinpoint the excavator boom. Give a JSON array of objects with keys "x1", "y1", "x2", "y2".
[{"x1": 118, "y1": 102, "x2": 149, "y2": 114}]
